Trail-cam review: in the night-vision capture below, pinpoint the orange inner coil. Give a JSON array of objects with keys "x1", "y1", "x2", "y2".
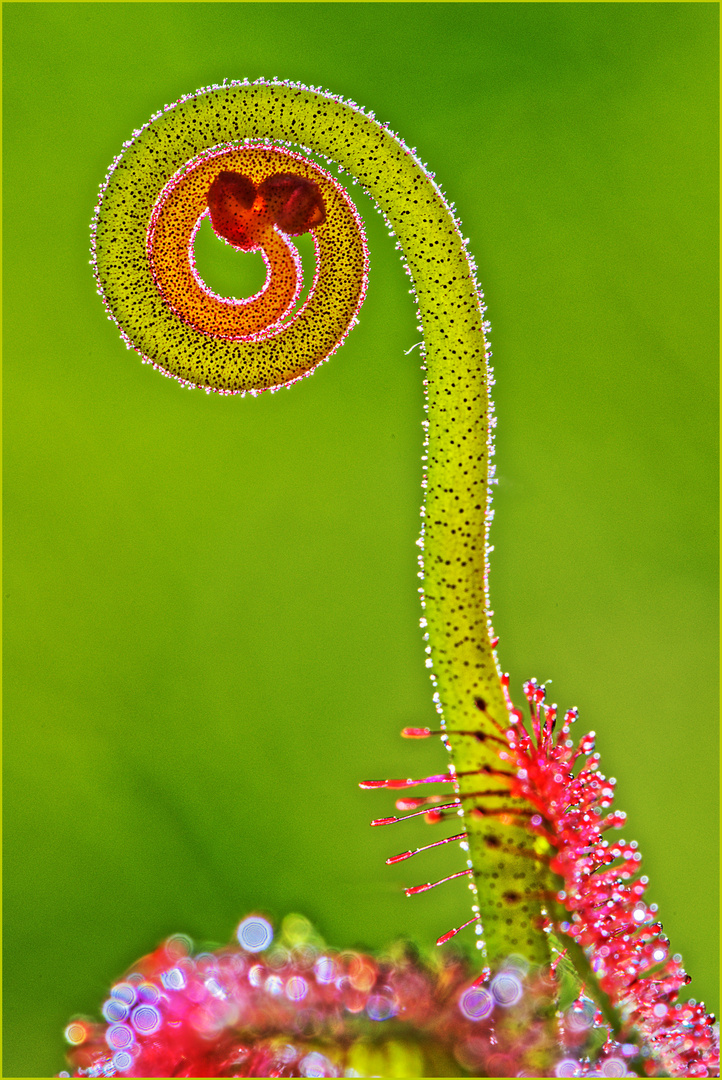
[{"x1": 148, "y1": 146, "x2": 331, "y2": 341}]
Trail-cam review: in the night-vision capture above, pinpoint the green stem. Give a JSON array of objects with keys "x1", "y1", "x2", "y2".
[
  {"x1": 234, "y1": 82, "x2": 556, "y2": 963},
  {"x1": 241, "y1": 82, "x2": 556, "y2": 967},
  {"x1": 95, "y1": 79, "x2": 557, "y2": 970}
]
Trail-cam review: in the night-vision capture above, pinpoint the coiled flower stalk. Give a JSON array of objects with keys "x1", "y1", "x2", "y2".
[{"x1": 67, "y1": 80, "x2": 719, "y2": 1077}]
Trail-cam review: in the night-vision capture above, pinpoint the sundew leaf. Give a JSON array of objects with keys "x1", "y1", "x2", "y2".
[{"x1": 65, "y1": 79, "x2": 719, "y2": 1078}]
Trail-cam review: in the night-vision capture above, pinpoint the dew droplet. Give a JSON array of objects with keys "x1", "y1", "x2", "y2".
[
  {"x1": 459, "y1": 985, "x2": 494, "y2": 1020},
  {"x1": 112, "y1": 1050, "x2": 133, "y2": 1072},
  {"x1": 64, "y1": 1022, "x2": 87, "y2": 1046},
  {"x1": 110, "y1": 983, "x2": 137, "y2": 1007},
  {"x1": 237, "y1": 915, "x2": 273, "y2": 953},
  {"x1": 130, "y1": 1004, "x2": 161, "y2": 1035},
  {"x1": 366, "y1": 994, "x2": 397, "y2": 1021},
  {"x1": 286, "y1": 975, "x2": 308, "y2": 1002},
  {"x1": 106, "y1": 1023, "x2": 135, "y2": 1051},
  {"x1": 248, "y1": 963, "x2": 264, "y2": 987},
  {"x1": 313, "y1": 955, "x2": 336, "y2": 984},
  {"x1": 600, "y1": 1059, "x2": 627, "y2": 1077},
  {"x1": 490, "y1": 971, "x2": 523, "y2": 1007},
  {"x1": 121, "y1": 987, "x2": 143, "y2": 1014},
  {"x1": 160, "y1": 967, "x2": 186, "y2": 991},
  {"x1": 299, "y1": 1050, "x2": 338, "y2": 1077},
  {"x1": 566, "y1": 998, "x2": 595, "y2": 1032},
  {"x1": 165, "y1": 934, "x2": 193, "y2": 959},
  {"x1": 555, "y1": 1059, "x2": 581, "y2": 1077},
  {"x1": 137, "y1": 981, "x2": 161, "y2": 1004},
  {"x1": 265, "y1": 974, "x2": 284, "y2": 996}
]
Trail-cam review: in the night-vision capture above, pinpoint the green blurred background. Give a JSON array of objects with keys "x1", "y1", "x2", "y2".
[{"x1": 3, "y1": 4, "x2": 718, "y2": 1076}]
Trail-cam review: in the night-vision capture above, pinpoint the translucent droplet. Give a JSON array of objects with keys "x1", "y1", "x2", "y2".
[
  {"x1": 237, "y1": 915, "x2": 273, "y2": 953},
  {"x1": 160, "y1": 967, "x2": 186, "y2": 991},
  {"x1": 459, "y1": 986, "x2": 494, "y2": 1020},
  {"x1": 299, "y1": 1050, "x2": 338, "y2": 1077},
  {"x1": 165, "y1": 934, "x2": 193, "y2": 959},
  {"x1": 601, "y1": 1059, "x2": 627, "y2": 1077},
  {"x1": 130, "y1": 1004, "x2": 161, "y2": 1035},
  {"x1": 366, "y1": 994, "x2": 397, "y2": 1021},
  {"x1": 64, "y1": 1022, "x2": 87, "y2": 1046},
  {"x1": 265, "y1": 975, "x2": 284, "y2": 996},
  {"x1": 490, "y1": 972, "x2": 523, "y2": 1007},
  {"x1": 503, "y1": 954, "x2": 530, "y2": 976},
  {"x1": 566, "y1": 998, "x2": 595, "y2": 1032},
  {"x1": 286, "y1": 975, "x2": 308, "y2": 1002},
  {"x1": 102, "y1": 999, "x2": 129, "y2": 1023},
  {"x1": 281, "y1": 913, "x2": 313, "y2": 945},
  {"x1": 555, "y1": 1060, "x2": 581, "y2": 1077},
  {"x1": 205, "y1": 977, "x2": 226, "y2": 999},
  {"x1": 110, "y1": 983, "x2": 136, "y2": 1006},
  {"x1": 105, "y1": 1023, "x2": 135, "y2": 1051},
  {"x1": 137, "y1": 982, "x2": 160, "y2": 1004},
  {"x1": 314, "y1": 956, "x2": 336, "y2": 984}
]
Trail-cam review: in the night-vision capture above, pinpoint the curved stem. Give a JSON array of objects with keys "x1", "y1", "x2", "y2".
[
  {"x1": 97, "y1": 80, "x2": 557, "y2": 969},
  {"x1": 225, "y1": 82, "x2": 555, "y2": 966}
]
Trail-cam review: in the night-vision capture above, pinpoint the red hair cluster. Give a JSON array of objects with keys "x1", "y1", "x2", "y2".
[
  {"x1": 500, "y1": 677, "x2": 719, "y2": 1078},
  {"x1": 60, "y1": 920, "x2": 561, "y2": 1078}
]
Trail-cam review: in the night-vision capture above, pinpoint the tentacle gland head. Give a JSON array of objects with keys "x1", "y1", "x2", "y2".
[{"x1": 93, "y1": 136, "x2": 368, "y2": 395}]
